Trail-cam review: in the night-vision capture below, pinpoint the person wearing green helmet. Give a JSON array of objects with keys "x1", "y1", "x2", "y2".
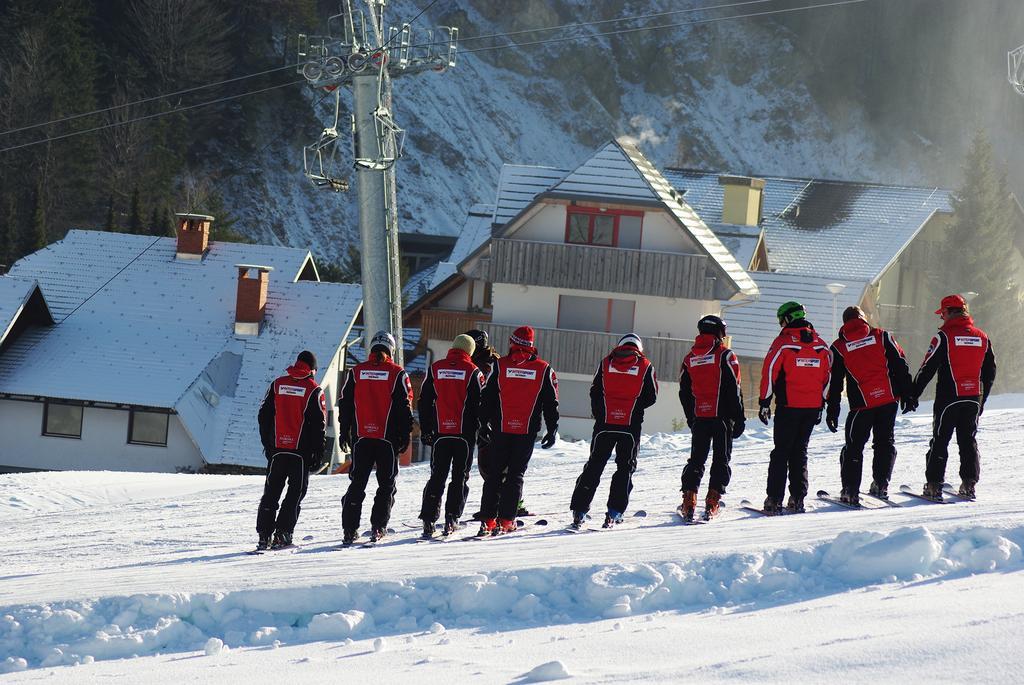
[{"x1": 758, "y1": 301, "x2": 832, "y2": 514}]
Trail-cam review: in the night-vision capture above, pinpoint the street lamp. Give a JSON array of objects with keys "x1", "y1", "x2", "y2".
[{"x1": 825, "y1": 282, "x2": 847, "y2": 333}]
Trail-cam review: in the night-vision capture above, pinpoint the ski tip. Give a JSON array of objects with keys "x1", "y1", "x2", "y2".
[
  {"x1": 898, "y1": 484, "x2": 913, "y2": 493},
  {"x1": 535, "y1": 519, "x2": 548, "y2": 526},
  {"x1": 633, "y1": 510, "x2": 648, "y2": 517},
  {"x1": 816, "y1": 490, "x2": 830, "y2": 498}
]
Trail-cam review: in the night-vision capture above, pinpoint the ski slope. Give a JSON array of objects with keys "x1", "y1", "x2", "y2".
[{"x1": 2, "y1": 397, "x2": 1024, "y2": 681}]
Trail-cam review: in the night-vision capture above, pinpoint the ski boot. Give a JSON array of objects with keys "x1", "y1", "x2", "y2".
[
  {"x1": 840, "y1": 488, "x2": 860, "y2": 507},
  {"x1": 570, "y1": 510, "x2": 587, "y2": 530},
  {"x1": 958, "y1": 480, "x2": 977, "y2": 500},
  {"x1": 922, "y1": 482, "x2": 944, "y2": 501},
  {"x1": 704, "y1": 489, "x2": 722, "y2": 520},
  {"x1": 369, "y1": 527, "x2": 388, "y2": 543},
  {"x1": 762, "y1": 497, "x2": 783, "y2": 516},
  {"x1": 786, "y1": 496, "x2": 805, "y2": 514},
  {"x1": 516, "y1": 499, "x2": 532, "y2": 517},
  {"x1": 477, "y1": 518, "x2": 497, "y2": 537},
  {"x1": 869, "y1": 480, "x2": 888, "y2": 499},
  {"x1": 256, "y1": 536, "x2": 272, "y2": 551},
  {"x1": 271, "y1": 532, "x2": 292, "y2": 549},
  {"x1": 422, "y1": 520, "x2": 435, "y2": 540},
  {"x1": 443, "y1": 515, "x2": 460, "y2": 536},
  {"x1": 602, "y1": 510, "x2": 623, "y2": 529},
  {"x1": 342, "y1": 529, "x2": 358, "y2": 546},
  {"x1": 680, "y1": 490, "x2": 698, "y2": 522},
  {"x1": 497, "y1": 518, "x2": 518, "y2": 535}
]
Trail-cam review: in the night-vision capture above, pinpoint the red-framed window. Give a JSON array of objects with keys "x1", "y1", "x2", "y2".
[{"x1": 564, "y1": 206, "x2": 643, "y2": 248}]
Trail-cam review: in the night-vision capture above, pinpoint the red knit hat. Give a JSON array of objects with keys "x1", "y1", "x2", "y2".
[
  {"x1": 935, "y1": 294, "x2": 967, "y2": 315},
  {"x1": 509, "y1": 325, "x2": 535, "y2": 347}
]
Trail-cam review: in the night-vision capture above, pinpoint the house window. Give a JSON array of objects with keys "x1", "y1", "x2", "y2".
[
  {"x1": 43, "y1": 401, "x2": 83, "y2": 438},
  {"x1": 557, "y1": 295, "x2": 636, "y2": 333},
  {"x1": 564, "y1": 207, "x2": 643, "y2": 248},
  {"x1": 129, "y1": 409, "x2": 169, "y2": 446},
  {"x1": 557, "y1": 379, "x2": 593, "y2": 419}
]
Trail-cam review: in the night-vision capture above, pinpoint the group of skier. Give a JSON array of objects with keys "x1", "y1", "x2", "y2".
[{"x1": 253, "y1": 294, "x2": 995, "y2": 550}]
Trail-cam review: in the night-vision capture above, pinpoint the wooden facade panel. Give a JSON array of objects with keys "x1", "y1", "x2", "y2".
[
  {"x1": 421, "y1": 309, "x2": 492, "y2": 345},
  {"x1": 490, "y1": 239, "x2": 713, "y2": 300}
]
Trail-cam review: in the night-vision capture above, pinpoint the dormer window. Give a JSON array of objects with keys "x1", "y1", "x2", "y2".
[{"x1": 564, "y1": 207, "x2": 643, "y2": 248}]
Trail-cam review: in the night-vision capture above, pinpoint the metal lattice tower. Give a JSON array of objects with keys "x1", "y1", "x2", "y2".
[{"x1": 297, "y1": 0, "x2": 458, "y2": 363}]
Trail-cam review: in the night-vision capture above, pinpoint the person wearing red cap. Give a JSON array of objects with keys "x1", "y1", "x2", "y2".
[
  {"x1": 255, "y1": 350, "x2": 327, "y2": 551},
  {"x1": 825, "y1": 306, "x2": 914, "y2": 504},
  {"x1": 912, "y1": 295, "x2": 997, "y2": 499},
  {"x1": 477, "y1": 325, "x2": 559, "y2": 535},
  {"x1": 569, "y1": 333, "x2": 658, "y2": 529}
]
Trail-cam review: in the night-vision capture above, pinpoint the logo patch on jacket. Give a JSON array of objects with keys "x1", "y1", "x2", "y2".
[
  {"x1": 608, "y1": 365, "x2": 640, "y2": 375},
  {"x1": 795, "y1": 358, "x2": 821, "y2": 368},
  {"x1": 690, "y1": 354, "x2": 715, "y2": 367},
  {"x1": 278, "y1": 385, "x2": 307, "y2": 397},
  {"x1": 436, "y1": 369, "x2": 467, "y2": 380},
  {"x1": 506, "y1": 368, "x2": 537, "y2": 380},
  {"x1": 846, "y1": 337, "x2": 877, "y2": 351},
  {"x1": 359, "y1": 370, "x2": 391, "y2": 381},
  {"x1": 954, "y1": 336, "x2": 983, "y2": 347}
]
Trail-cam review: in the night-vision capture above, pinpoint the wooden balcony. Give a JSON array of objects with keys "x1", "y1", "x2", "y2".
[
  {"x1": 483, "y1": 323, "x2": 693, "y2": 378},
  {"x1": 420, "y1": 308, "x2": 491, "y2": 345},
  {"x1": 487, "y1": 239, "x2": 715, "y2": 300}
]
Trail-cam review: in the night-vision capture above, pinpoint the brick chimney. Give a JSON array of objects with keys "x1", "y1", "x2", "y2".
[
  {"x1": 175, "y1": 213, "x2": 214, "y2": 260},
  {"x1": 234, "y1": 264, "x2": 273, "y2": 336},
  {"x1": 718, "y1": 176, "x2": 765, "y2": 227}
]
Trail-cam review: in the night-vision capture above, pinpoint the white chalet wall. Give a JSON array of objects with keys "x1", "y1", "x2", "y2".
[
  {"x1": 640, "y1": 211, "x2": 702, "y2": 253},
  {"x1": 0, "y1": 400, "x2": 203, "y2": 473},
  {"x1": 510, "y1": 204, "x2": 567, "y2": 242}
]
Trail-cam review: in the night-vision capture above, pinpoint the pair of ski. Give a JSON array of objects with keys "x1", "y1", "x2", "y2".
[
  {"x1": 246, "y1": 543, "x2": 298, "y2": 556},
  {"x1": 565, "y1": 510, "x2": 647, "y2": 534},
  {"x1": 898, "y1": 482, "x2": 975, "y2": 504},
  {"x1": 675, "y1": 503, "x2": 725, "y2": 525},
  {"x1": 816, "y1": 490, "x2": 901, "y2": 510},
  {"x1": 462, "y1": 518, "x2": 549, "y2": 542}
]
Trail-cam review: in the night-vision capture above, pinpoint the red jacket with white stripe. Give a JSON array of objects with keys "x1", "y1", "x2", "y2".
[
  {"x1": 589, "y1": 345, "x2": 658, "y2": 434},
  {"x1": 679, "y1": 334, "x2": 745, "y2": 422},
  {"x1": 827, "y1": 318, "x2": 912, "y2": 412},
  {"x1": 338, "y1": 352, "x2": 413, "y2": 447},
  {"x1": 913, "y1": 316, "x2": 996, "y2": 406},
  {"x1": 258, "y1": 361, "x2": 327, "y2": 459},
  {"x1": 759, "y1": 321, "x2": 832, "y2": 410},
  {"x1": 418, "y1": 348, "x2": 485, "y2": 441},
  {"x1": 480, "y1": 345, "x2": 559, "y2": 436}
]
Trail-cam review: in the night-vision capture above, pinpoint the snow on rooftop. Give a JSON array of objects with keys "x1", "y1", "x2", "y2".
[
  {"x1": 0, "y1": 276, "x2": 53, "y2": 347},
  {"x1": 492, "y1": 164, "x2": 568, "y2": 226}
]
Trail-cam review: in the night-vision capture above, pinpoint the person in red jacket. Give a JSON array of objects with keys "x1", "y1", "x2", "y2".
[
  {"x1": 338, "y1": 331, "x2": 413, "y2": 544},
  {"x1": 759, "y1": 301, "x2": 832, "y2": 514},
  {"x1": 477, "y1": 326, "x2": 559, "y2": 535},
  {"x1": 417, "y1": 334, "x2": 485, "y2": 538},
  {"x1": 825, "y1": 306, "x2": 914, "y2": 504},
  {"x1": 678, "y1": 315, "x2": 745, "y2": 521},
  {"x1": 912, "y1": 295, "x2": 997, "y2": 499},
  {"x1": 569, "y1": 333, "x2": 658, "y2": 529},
  {"x1": 256, "y1": 350, "x2": 327, "y2": 550}
]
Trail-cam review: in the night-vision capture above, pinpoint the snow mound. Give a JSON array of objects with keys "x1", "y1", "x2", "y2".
[
  {"x1": 519, "y1": 660, "x2": 572, "y2": 682},
  {"x1": 2, "y1": 524, "x2": 1021, "y2": 670}
]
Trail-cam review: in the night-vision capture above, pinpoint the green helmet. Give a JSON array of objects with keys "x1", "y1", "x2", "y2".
[{"x1": 777, "y1": 301, "x2": 806, "y2": 326}]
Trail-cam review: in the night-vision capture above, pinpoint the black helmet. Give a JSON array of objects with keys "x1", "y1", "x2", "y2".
[
  {"x1": 465, "y1": 329, "x2": 489, "y2": 350},
  {"x1": 697, "y1": 315, "x2": 727, "y2": 338}
]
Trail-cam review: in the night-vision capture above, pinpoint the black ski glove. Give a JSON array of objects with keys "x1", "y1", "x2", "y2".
[
  {"x1": 396, "y1": 437, "x2": 410, "y2": 455},
  {"x1": 900, "y1": 396, "x2": 919, "y2": 414},
  {"x1": 758, "y1": 405, "x2": 771, "y2": 425},
  {"x1": 420, "y1": 432, "x2": 436, "y2": 448},
  {"x1": 540, "y1": 430, "x2": 557, "y2": 449},
  {"x1": 732, "y1": 419, "x2": 745, "y2": 439},
  {"x1": 477, "y1": 425, "x2": 492, "y2": 447},
  {"x1": 826, "y1": 410, "x2": 839, "y2": 433}
]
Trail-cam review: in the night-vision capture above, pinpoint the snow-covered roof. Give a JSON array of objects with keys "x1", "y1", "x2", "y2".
[
  {"x1": 0, "y1": 230, "x2": 361, "y2": 469},
  {"x1": 404, "y1": 204, "x2": 496, "y2": 308},
  {"x1": 709, "y1": 224, "x2": 763, "y2": 271},
  {"x1": 545, "y1": 141, "x2": 662, "y2": 204},
  {"x1": 493, "y1": 165, "x2": 568, "y2": 226},
  {"x1": 665, "y1": 169, "x2": 954, "y2": 282},
  {"x1": 0, "y1": 276, "x2": 53, "y2": 348},
  {"x1": 724, "y1": 271, "x2": 868, "y2": 359}
]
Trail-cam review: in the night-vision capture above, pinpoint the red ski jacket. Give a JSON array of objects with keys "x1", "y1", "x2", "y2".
[
  {"x1": 258, "y1": 361, "x2": 327, "y2": 459},
  {"x1": 590, "y1": 345, "x2": 658, "y2": 433},
  {"x1": 679, "y1": 334, "x2": 745, "y2": 421},
  {"x1": 338, "y1": 352, "x2": 413, "y2": 447},
  {"x1": 480, "y1": 345, "x2": 559, "y2": 436},
  {"x1": 418, "y1": 348, "x2": 485, "y2": 439},
  {"x1": 827, "y1": 318, "x2": 912, "y2": 411},
  {"x1": 760, "y1": 321, "x2": 832, "y2": 410},
  {"x1": 913, "y1": 316, "x2": 996, "y2": 406}
]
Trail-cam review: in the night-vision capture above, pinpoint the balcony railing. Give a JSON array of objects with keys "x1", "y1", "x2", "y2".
[
  {"x1": 487, "y1": 239, "x2": 714, "y2": 300},
  {"x1": 483, "y1": 323, "x2": 693, "y2": 378}
]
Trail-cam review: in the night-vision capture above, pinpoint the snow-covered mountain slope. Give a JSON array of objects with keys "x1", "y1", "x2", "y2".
[{"x1": 2, "y1": 396, "x2": 1024, "y2": 679}]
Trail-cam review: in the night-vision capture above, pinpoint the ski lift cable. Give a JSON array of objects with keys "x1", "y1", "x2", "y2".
[{"x1": 0, "y1": 80, "x2": 304, "y2": 155}]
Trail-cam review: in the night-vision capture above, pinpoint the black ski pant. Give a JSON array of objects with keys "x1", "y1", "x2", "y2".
[
  {"x1": 478, "y1": 431, "x2": 536, "y2": 521},
  {"x1": 341, "y1": 438, "x2": 398, "y2": 532},
  {"x1": 766, "y1": 407, "x2": 819, "y2": 503},
  {"x1": 840, "y1": 403, "x2": 897, "y2": 493},
  {"x1": 680, "y1": 418, "x2": 733, "y2": 495},
  {"x1": 419, "y1": 435, "x2": 473, "y2": 523},
  {"x1": 257, "y1": 452, "x2": 309, "y2": 537},
  {"x1": 925, "y1": 398, "x2": 981, "y2": 485},
  {"x1": 569, "y1": 430, "x2": 639, "y2": 515}
]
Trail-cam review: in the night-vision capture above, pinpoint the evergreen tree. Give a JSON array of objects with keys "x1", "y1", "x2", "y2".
[
  {"x1": 0, "y1": 194, "x2": 13, "y2": 271},
  {"x1": 22, "y1": 185, "x2": 47, "y2": 254},
  {"x1": 128, "y1": 187, "x2": 143, "y2": 235},
  {"x1": 149, "y1": 204, "x2": 165, "y2": 236},
  {"x1": 104, "y1": 196, "x2": 116, "y2": 232}
]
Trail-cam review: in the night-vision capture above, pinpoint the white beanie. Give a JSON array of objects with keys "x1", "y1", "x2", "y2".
[{"x1": 617, "y1": 333, "x2": 643, "y2": 352}]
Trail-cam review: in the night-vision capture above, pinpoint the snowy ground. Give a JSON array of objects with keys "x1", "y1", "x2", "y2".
[{"x1": 3, "y1": 397, "x2": 1024, "y2": 682}]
